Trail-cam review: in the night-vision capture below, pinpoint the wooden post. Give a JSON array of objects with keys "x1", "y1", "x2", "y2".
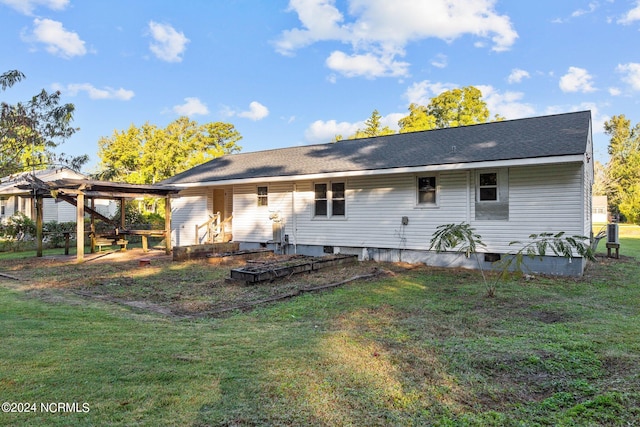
[
  {"x1": 64, "y1": 232, "x2": 70, "y2": 255},
  {"x1": 119, "y1": 197, "x2": 126, "y2": 231},
  {"x1": 76, "y1": 193, "x2": 84, "y2": 262},
  {"x1": 36, "y1": 195, "x2": 43, "y2": 257},
  {"x1": 90, "y1": 198, "x2": 96, "y2": 253},
  {"x1": 164, "y1": 196, "x2": 172, "y2": 254}
]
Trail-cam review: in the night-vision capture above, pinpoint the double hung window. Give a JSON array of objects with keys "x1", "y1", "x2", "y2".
[{"x1": 314, "y1": 182, "x2": 345, "y2": 218}]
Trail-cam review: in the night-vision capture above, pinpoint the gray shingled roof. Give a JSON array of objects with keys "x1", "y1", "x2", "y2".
[{"x1": 162, "y1": 111, "x2": 591, "y2": 185}]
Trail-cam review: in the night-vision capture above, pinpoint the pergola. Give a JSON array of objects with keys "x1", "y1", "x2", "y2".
[{"x1": 20, "y1": 176, "x2": 180, "y2": 262}]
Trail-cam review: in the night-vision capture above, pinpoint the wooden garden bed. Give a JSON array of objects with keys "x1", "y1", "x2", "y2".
[
  {"x1": 207, "y1": 248, "x2": 274, "y2": 265},
  {"x1": 230, "y1": 254, "x2": 358, "y2": 283}
]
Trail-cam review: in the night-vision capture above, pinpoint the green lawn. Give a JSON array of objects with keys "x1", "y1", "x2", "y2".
[{"x1": 0, "y1": 229, "x2": 639, "y2": 425}]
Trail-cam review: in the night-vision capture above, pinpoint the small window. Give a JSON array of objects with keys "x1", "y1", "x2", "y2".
[
  {"x1": 478, "y1": 172, "x2": 498, "y2": 201},
  {"x1": 332, "y1": 182, "x2": 345, "y2": 216},
  {"x1": 417, "y1": 176, "x2": 437, "y2": 204},
  {"x1": 314, "y1": 183, "x2": 327, "y2": 216},
  {"x1": 257, "y1": 186, "x2": 268, "y2": 207}
]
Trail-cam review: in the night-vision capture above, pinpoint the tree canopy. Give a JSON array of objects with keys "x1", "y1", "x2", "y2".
[
  {"x1": 400, "y1": 86, "x2": 501, "y2": 133},
  {"x1": 339, "y1": 86, "x2": 500, "y2": 140},
  {"x1": 0, "y1": 70, "x2": 87, "y2": 176},
  {"x1": 604, "y1": 114, "x2": 640, "y2": 223},
  {"x1": 97, "y1": 117, "x2": 242, "y2": 184}
]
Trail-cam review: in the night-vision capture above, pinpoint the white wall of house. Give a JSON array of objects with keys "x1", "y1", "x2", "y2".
[
  {"x1": 227, "y1": 162, "x2": 586, "y2": 255},
  {"x1": 171, "y1": 188, "x2": 209, "y2": 247},
  {"x1": 171, "y1": 161, "x2": 588, "y2": 275}
]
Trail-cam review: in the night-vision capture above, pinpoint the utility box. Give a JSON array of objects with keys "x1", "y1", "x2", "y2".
[{"x1": 607, "y1": 223, "x2": 619, "y2": 244}]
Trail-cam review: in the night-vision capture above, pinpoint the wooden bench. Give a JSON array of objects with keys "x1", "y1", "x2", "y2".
[{"x1": 94, "y1": 237, "x2": 128, "y2": 252}]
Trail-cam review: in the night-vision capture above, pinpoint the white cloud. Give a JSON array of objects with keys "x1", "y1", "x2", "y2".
[
  {"x1": 507, "y1": 68, "x2": 530, "y2": 84},
  {"x1": 147, "y1": 21, "x2": 189, "y2": 63},
  {"x1": 325, "y1": 51, "x2": 409, "y2": 78},
  {"x1": 552, "y1": 1, "x2": 599, "y2": 23},
  {"x1": 0, "y1": 0, "x2": 68, "y2": 15},
  {"x1": 229, "y1": 101, "x2": 269, "y2": 121},
  {"x1": 618, "y1": 1, "x2": 640, "y2": 24},
  {"x1": 430, "y1": 53, "x2": 447, "y2": 69},
  {"x1": 571, "y1": 2, "x2": 598, "y2": 18},
  {"x1": 609, "y1": 87, "x2": 622, "y2": 96},
  {"x1": 305, "y1": 119, "x2": 361, "y2": 143},
  {"x1": 617, "y1": 62, "x2": 640, "y2": 91},
  {"x1": 275, "y1": 0, "x2": 517, "y2": 78},
  {"x1": 404, "y1": 80, "x2": 457, "y2": 106},
  {"x1": 559, "y1": 67, "x2": 596, "y2": 93},
  {"x1": 173, "y1": 97, "x2": 209, "y2": 116},
  {"x1": 381, "y1": 113, "x2": 404, "y2": 131},
  {"x1": 56, "y1": 83, "x2": 134, "y2": 100},
  {"x1": 476, "y1": 85, "x2": 535, "y2": 119},
  {"x1": 304, "y1": 111, "x2": 402, "y2": 143},
  {"x1": 24, "y1": 18, "x2": 86, "y2": 58}
]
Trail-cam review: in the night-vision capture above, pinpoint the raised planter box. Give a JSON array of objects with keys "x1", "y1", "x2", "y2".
[
  {"x1": 173, "y1": 242, "x2": 240, "y2": 261},
  {"x1": 230, "y1": 254, "x2": 358, "y2": 283},
  {"x1": 207, "y1": 248, "x2": 274, "y2": 265}
]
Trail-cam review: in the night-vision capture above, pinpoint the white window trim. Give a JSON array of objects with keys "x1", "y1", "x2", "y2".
[
  {"x1": 476, "y1": 170, "x2": 499, "y2": 202},
  {"x1": 257, "y1": 185, "x2": 269, "y2": 207},
  {"x1": 415, "y1": 174, "x2": 439, "y2": 208},
  {"x1": 313, "y1": 180, "x2": 347, "y2": 219}
]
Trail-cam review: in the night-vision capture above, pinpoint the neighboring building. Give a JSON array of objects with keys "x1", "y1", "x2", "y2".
[
  {"x1": 0, "y1": 167, "x2": 117, "y2": 223},
  {"x1": 592, "y1": 195, "x2": 608, "y2": 224},
  {"x1": 163, "y1": 111, "x2": 594, "y2": 276}
]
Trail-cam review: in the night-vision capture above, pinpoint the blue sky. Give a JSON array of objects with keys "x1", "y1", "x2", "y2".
[{"x1": 1, "y1": 0, "x2": 639, "y2": 173}]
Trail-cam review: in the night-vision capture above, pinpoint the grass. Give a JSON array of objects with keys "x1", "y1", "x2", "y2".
[{"x1": 0, "y1": 228, "x2": 639, "y2": 425}]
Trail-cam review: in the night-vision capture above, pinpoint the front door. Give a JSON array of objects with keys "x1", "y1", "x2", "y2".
[{"x1": 212, "y1": 188, "x2": 232, "y2": 242}]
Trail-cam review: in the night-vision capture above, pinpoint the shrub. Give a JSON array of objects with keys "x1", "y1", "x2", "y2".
[
  {"x1": 43, "y1": 221, "x2": 76, "y2": 248},
  {"x1": 0, "y1": 212, "x2": 36, "y2": 240}
]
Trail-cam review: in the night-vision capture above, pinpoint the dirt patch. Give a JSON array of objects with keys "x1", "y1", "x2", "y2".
[{"x1": 0, "y1": 249, "x2": 399, "y2": 318}]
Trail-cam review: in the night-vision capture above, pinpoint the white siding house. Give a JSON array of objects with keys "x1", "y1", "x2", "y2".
[{"x1": 163, "y1": 111, "x2": 594, "y2": 276}]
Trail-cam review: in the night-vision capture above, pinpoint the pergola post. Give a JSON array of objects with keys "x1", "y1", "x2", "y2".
[
  {"x1": 164, "y1": 196, "x2": 172, "y2": 254},
  {"x1": 90, "y1": 198, "x2": 96, "y2": 253},
  {"x1": 119, "y1": 197, "x2": 126, "y2": 231},
  {"x1": 36, "y1": 195, "x2": 43, "y2": 257},
  {"x1": 76, "y1": 193, "x2": 84, "y2": 262}
]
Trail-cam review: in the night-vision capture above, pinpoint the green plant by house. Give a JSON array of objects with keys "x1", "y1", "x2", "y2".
[
  {"x1": 499, "y1": 231, "x2": 595, "y2": 279},
  {"x1": 429, "y1": 223, "x2": 595, "y2": 297}
]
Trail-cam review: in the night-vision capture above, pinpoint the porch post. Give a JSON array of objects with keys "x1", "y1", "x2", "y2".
[
  {"x1": 164, "y1": 196, "x2": 172, "y2": 254},
  {"x1": 90, "y1": 198, "x2": 96, "y2": 253},
  {"x1": 76, "y1": 193, "x2": 84, "y2": 262},
  {"x1": 36, "y1": 195, "x2": 43, "y2": 257},
  {"x1": 119, "y1": 197, "x2": 126, "y2": 231}
]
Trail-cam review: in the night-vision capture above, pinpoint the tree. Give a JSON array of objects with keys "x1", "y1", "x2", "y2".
[
  {"x1": 0, "y1": 70, "x2": 87, "y2": 175},
  {"x1": 398, "y1": 103, "x2": 437, "y2": 133},
  {"x1": 604, "y1": 114, "x2": 640, "y2": 222},
  {"x1": 347, "y1": 109, "x2": 394, "y2": 139},
  {"x1": 592, "y1": 160, "x2": 608, "y2": 196},
  {"x1": 97, "y1": 117, "x2": 242, "y2": 184},
  {"x1": 341, "y1": 86, "x2": 500, "y2": 140},
  {"x1": 398, "y1": 86, "x2": 501, "y2": 133}
]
